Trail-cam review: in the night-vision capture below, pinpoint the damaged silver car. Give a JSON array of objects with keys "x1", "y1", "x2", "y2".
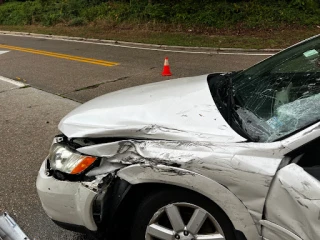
[{"x1": 37, "y1": 35, "x2": 320, "y2": 240}]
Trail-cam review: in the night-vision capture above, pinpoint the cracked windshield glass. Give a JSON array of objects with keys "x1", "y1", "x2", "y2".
[{"x1": 233, "y1": 36, "x2": 320, "y2": 142}]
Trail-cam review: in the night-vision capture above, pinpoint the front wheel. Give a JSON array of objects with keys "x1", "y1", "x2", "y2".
[{"x1": 130, "y1": 188, "x2": 236, "y2": 240}]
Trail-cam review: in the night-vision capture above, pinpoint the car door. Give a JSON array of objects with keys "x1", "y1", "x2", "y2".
[{"x1": 261, "y1": 127, "x2": 320, "y2": 240}]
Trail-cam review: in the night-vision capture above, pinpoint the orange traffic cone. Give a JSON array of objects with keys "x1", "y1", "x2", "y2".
[{"x1": 162, "y1": 57, "x2": 172, "y2": 76}]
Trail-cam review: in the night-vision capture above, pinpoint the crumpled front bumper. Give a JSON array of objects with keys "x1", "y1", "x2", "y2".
[{"x1": 36, "y1": 160, "x2": 98, "y2": 231}]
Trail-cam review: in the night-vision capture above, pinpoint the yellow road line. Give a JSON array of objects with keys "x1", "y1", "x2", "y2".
[{"x1": 0, "y1": 44, "x2": 119, "y2": 67}]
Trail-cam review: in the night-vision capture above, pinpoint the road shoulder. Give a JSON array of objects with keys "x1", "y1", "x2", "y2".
[
  {"x1": 0, "y1": 77, "x2": 84, "y2": 239},
  {"x1": 0, "y1": 30, "x2": 280, "y2": 55}
]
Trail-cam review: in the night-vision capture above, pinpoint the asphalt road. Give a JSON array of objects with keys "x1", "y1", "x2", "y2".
[{"x1": 0, "y1": 33, "x2": 270, "y2": 239}]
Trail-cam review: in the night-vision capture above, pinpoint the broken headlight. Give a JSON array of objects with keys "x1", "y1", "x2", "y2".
[{"x1": 48, "y1": 143, "x2": 97, "y2": 175}]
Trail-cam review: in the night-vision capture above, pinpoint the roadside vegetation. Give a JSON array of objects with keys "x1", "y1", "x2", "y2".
[{"x1": 0, "y1": 0, "x2": 319, "y2": 49}]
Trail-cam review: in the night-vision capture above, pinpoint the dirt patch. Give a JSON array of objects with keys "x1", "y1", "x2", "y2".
[{"x1": 0, "y1": 23, "x2": 319, "y2": 49}]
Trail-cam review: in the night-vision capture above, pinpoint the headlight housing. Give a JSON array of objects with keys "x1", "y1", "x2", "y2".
[{"x1": 48, "y1": 143, "x2": 97, "y2": 174}]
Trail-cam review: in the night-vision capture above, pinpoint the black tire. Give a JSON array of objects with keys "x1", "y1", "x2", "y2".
[{"x1": 130, "y1": 188, "x2": 237, "y2": 240}]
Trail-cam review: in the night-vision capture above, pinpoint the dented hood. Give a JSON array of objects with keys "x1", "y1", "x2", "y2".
[{"x1": 59, "y1": 75, "x2": 246, "y2": 142}]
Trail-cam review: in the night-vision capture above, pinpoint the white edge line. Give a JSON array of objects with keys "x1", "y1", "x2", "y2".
[
  {"x1": 0, "y1": 32, "x2": 275, "y2": 56},
  {"x1": 0, "y1": 76, "x2": 26, "y2": 87}
]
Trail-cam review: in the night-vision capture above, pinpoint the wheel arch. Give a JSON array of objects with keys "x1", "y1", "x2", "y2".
[{"x1": 117, "y1": 164, "x2": 260, "y2": 240}]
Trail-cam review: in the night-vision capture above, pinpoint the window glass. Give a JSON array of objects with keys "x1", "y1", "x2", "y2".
[{"x1": 233, "y1": 36, "x2": 320, "y2": 142}]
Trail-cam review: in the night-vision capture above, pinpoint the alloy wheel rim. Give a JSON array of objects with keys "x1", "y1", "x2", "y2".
[{"x1": 145, "y1": 202, "x2": 225, "y2": 240}]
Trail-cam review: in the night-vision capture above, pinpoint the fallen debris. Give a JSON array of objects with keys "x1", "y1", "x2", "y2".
[{"x1": 0, "y1": 212, "x2": 29, "y2": 240}]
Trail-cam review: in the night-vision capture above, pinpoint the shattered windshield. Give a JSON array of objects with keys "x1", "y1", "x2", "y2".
[{"x1": 232, "y1": 35, "x2": 320, "y2": 142}]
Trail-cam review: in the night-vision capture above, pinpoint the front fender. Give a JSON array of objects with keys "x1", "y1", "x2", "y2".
[{"x1": 117, "y1": 164, "x2": 261, "y2": 240}]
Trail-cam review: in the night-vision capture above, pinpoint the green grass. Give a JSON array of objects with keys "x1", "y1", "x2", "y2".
[
  {"x1": 0, "y1": 0, "x2": 320, "y2": 49},
  {"x1": 1, "y1": 0, "x2": 320, "y2": 29}
]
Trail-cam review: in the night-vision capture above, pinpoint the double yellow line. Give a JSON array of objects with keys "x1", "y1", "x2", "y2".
[{"x1": 0, "y1": 44, "x2": 119, "y2": 67}]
